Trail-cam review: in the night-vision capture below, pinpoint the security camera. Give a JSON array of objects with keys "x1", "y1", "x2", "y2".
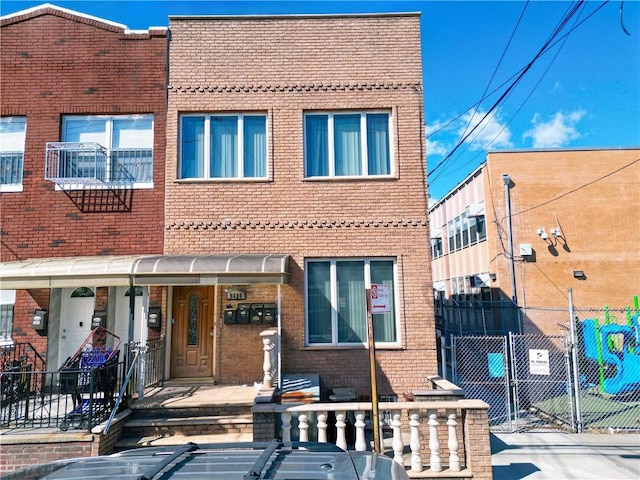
[
  {"x1": 537, "y1": 227, "x2": 548, "y2": 240},
  {"x1": 551, "y1": 227, "x2": 562, "y2": 237}
]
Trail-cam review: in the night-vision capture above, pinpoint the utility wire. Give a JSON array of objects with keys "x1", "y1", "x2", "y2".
[
  {"x1": 428, "y1": 0, "x2": 585, "y2": 179},
  {"x1": 438, "y1": 2, "x2": 589, "y2": 180},
  {"x1": 428, "y1": 1, "x2": 611, "y2": 183}
]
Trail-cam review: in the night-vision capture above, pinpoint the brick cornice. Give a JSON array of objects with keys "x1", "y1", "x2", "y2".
[
  {"x1": 168, "y1": 82, "x2": 423, "y2": 94},
  {"x1": 166, "y1": 219, "x2": 428, "y2": 230}
]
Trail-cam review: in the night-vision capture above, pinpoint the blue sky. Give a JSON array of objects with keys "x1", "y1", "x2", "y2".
[{"x1": 2, "y1": 1, "x2": 639, "y2": 199}]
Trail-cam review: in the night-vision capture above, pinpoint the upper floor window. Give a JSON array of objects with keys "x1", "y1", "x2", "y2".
[
  {"x1": 305, "y1": 258, "x2": 398, "y2": 346},
  {"x1": 0, "y1": 117, "x2": 26, "y2": 192},
  {"x1": 179, "y1": 114, "x2": 267, "y2": 180},
  {"x1": 446, "y1": 213, "x2": 486, "y2": 253},
  {"x1": 431, "y1": 237, "x2": 443, "y2": 259},
  {"x1": 304, "y1": 111, "x2": 392, "y2": 178},
  {"x1": 49, "y1": 115, "x2": 154, "y2": 186}
]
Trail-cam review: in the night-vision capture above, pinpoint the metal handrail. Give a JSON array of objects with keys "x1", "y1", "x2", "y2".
[{"x1": 104, "y1": 349, "x2": 139, "y2": 435}]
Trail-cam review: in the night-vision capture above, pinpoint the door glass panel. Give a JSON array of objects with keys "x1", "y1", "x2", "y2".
[{"x1": 188, "y1": 294, "x2": 199, "y2": 345}]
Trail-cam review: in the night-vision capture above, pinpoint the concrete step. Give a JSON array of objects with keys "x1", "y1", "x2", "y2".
[{"x1": 121, "y1": 413, "x2": 253, "y2": 437}]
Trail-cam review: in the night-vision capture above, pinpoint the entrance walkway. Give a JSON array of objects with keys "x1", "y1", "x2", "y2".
[{"x1": 136, "y1": 383, "x2": 258, "y2": 410}]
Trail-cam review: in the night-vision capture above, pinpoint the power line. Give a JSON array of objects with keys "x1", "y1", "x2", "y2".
[{"x1": 427, "y1": 1, "x2": 611, "y2": 183}]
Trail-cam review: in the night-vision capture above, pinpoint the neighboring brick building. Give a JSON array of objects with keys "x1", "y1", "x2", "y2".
[
  {"x1": 429, "y1": 148, "x2": 640, "y2": 336},
  {"x1": 0, "y1": 5, "x2": 167, "y2": 366},
  {"x1": 164, "y1": 13, "x2": 435, "y2": 395}
]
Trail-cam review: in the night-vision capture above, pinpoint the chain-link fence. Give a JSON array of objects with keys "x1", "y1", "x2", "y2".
[{"x1": 446, "y1": 297, "x2": 640, "y2": 433}]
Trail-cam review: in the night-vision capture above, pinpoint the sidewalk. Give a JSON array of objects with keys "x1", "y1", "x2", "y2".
[{"x1": 491, "y1": 432, "x2": 640, "y2": 479}]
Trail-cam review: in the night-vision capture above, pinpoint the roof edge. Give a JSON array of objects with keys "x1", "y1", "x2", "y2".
[{"x1": 0, "y1": 3, "x2": 167, "y2": 34}]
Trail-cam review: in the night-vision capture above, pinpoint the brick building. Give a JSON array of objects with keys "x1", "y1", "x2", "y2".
[
  {"x1": 163, "y1": 13, "x2": 435, "y2": 396},
  {"x1": 1, "y1": 8, "x2": 435, "y2": 397},
  {"x1": 0, "y1": 5, "x2": 167, "y2": 367},
  {"x1": 429, "y1": 148, "x2": 640, "y2": 336}
]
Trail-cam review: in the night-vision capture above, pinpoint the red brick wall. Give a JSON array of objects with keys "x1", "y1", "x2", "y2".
[
  {"x1": 166, "y1": 14, "x2": 435, "y2": 395},
  {"x1": 0, "y1": 8, "x2": 167, "y2": 353}
]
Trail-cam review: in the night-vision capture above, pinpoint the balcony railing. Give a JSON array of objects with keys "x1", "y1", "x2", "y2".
[
  {"x1": 45, "y1": 142, "x2": 153, "y2": 188},
  {"x1": 0, "y1": 151, "x2": 24, "y2": 186}
]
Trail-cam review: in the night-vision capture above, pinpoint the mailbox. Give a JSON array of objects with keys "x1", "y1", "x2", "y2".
[
  {"x1": 32, "y1": 309, "x2": 48, "y2": 331},
  {"x1": 250, "y1": 304, "x2": 264, "y2": 323},
  {"x1": 91, "y1": 310, "x2": 107, "y2": 330},
  {"x1": 263, "y1": 303, "x2": 276, "y2": 323},
  {"x1": 224, "y1": 309, "x2": 237, "y2": 325},
  {"x1": 237, "y1": 303, "x2": 250, "y2": 324},
  {"x1": 148, "y1": 306, "x2": 162, "y2": 329}
]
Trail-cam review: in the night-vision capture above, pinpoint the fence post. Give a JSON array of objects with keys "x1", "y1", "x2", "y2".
[{"x1": 568, "y1": 288, "x2": 583, "y2": 432}]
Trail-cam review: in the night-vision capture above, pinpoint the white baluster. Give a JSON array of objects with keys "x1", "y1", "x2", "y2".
[
  {"x1": 336, "y1": 412, "x2": 347, "y2": 451},
  {"x1": 317, "y1": 413, "x2": 328, "y2": 443},
  {"x1": 391, "y1": 413, "x2": 404, "y2": 466},
  {"x1": 447, "y1": 413, "x2": 460, "y2": 471},
  {"x1": 428, "y1": 413, "x2": 442, "y2": 472},
  {"x1": 281, "y1": 412, "x2": 291, "y2": 443},
  {"x1": 298, "y1": 414, "x2": 309, "y2": 442},
  {"x1": 355, "y1": 412, "x2": 366, "y2": 451},
  {"x1": 262, "y1": 335, "x2": 273, "y2": 388},
  {"x1": 410, "y1": 413, "x2": 423, "y2": 473}
]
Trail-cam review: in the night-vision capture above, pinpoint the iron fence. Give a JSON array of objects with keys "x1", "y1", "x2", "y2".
[{"x1": 0, "y1": 359, "x2": 125, "y2": 431}]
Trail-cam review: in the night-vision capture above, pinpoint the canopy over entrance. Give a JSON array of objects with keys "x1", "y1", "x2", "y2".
[{"x1": 0, "y1": 254, "x2": 290, "y2": 289}]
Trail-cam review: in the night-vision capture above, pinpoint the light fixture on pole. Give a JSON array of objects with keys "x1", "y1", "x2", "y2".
[{"x1": 502, "y1": 173, "x2": 517, "y2": 306}]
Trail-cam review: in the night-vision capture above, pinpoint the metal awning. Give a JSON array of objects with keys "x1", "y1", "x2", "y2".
[{"x1": 0, "y1": 254, "x2": 290, "y2": 289}]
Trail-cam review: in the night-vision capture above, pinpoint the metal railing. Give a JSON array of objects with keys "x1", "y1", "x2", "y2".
[
  {"x1": 0, "y1": 151, "x2": 24, "y2": 185},
  {"x1": 45, "y1": 142, "x2": 153, "y2": 186},
  {"x1": 0, "y1": 358, "x2": 125, "y2": 431}
]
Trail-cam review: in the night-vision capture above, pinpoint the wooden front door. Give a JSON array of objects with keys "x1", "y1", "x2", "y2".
[{"x1": 170, "y1": 286, "x2": 214, "y2": 378}]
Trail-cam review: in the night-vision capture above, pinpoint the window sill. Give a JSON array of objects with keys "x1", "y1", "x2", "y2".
[
  {"x1": 303, "y1": 343, "x2": 403, "y2": 350},
  {"x1": 0, "y1": 185, "x2": 23, "y2": 193},
  {"x1": 303, "y1": 175, "x2": 397, "y2": 182},
  {"x1": 175, "y1": 178, "x2": 270, "y2": 184}
]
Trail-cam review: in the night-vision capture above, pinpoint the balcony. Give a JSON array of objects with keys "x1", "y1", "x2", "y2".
[{"x1": 45, "y1": 142, "x2": 153, "y2": 189}]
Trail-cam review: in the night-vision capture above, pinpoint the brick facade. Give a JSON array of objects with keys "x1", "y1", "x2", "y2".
[
  {"x1": 0, "y1": 7, "x2": 167, "y2": 356},
  {"x1": 165, "y1": 14, "x2": 435, "y2": 395}
]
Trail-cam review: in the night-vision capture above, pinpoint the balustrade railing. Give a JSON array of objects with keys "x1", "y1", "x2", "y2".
[
  {"x1": 260, "y1": 328, "x2": 278, "y2": 388},
  {"x1": 253, "y1": 398, "x2": 490, "y2": 477}
]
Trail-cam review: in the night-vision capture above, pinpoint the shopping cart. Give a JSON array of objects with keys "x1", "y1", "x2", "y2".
[{"x1": 59, "y1": 327, "x2": 121, "y2": 431}]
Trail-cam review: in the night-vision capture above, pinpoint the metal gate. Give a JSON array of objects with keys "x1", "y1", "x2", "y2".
[{"x1": 452, "y1": 333, "x2": 573, "y2": 433}]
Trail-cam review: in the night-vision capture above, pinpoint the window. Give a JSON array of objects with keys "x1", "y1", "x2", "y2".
[
  {"x1": 446, "y1": 213, "x2": 487, "y2": 252},
  {"x1": 61, "y1": 115, "x2": 154, "y2": 184},
  {"x1": 179, "y1": 114, "x2": 267, "y2": 180},
  {"x1": 0, "y1": 290, "x2": 15, "y2": 346},
  {"x1": 304, "y1": 111, "x2": 391, "y2": 178},
  {"x1": 306, "y1": 259, "x2": 398, "y2": 346},
  {"x1": 0, "y1": 117, "x2": 26, "y2": 192},
  {"x1": 431, "y1": 237, "x2": 443, "y2": 258}
]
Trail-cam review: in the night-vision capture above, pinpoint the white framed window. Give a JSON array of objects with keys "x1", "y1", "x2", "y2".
[
  {"x1": 179, "y1": 113, "x2": 268, "y2": 180},
  {"x1": 0, "y1": 117, "x2": 26, "y2": 192},
  {"x1": 305, "y1": 258, "x2": 399, "y2": 346},
  {"x1": 0, "y1": 290, "x2": 15, "y2": 346},
  {"x1": 304, "y1": 111, "x2": 392, "y2": 178}
]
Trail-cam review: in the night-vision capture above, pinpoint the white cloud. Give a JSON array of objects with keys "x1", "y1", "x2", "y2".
[
  {"x1": 458, "y1": 109, "x2": 514, "y2": 150},
  {"x1": 523, "y1": 110, "x2": 585, "y2": 148},
  {"x1": 426, "y1": 138, "x2": 448, "y2": 156}
]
